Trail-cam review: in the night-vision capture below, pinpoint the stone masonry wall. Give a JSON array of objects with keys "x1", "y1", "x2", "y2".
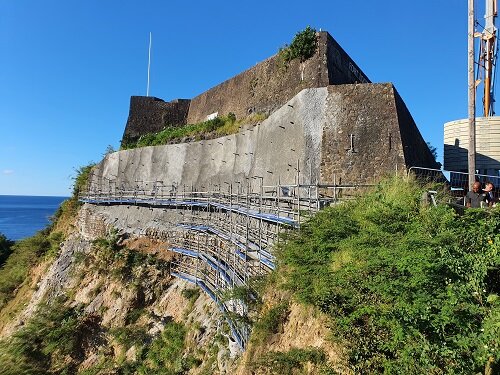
[
  {"x1": 186, "y1": 31, "x2": 370, "y2": 124},
  {"x1": 97, "y1": 85, "x2": 436, "y2": 193},
  {"x1": 325, "y1": 33, "x2": 370, "y2": 85},
  {"x1": 320, "y1": 84, "x2": 421, "y2": 185},
  {"x1": 320, "y1": 84, "x2": 401, "y2": 184},
  {"x1": 122, "y1": 97, "x2": 190, "y2": 142},
  {"x1": 120, "y1": 31, "x2": 370, "y2": 143}
]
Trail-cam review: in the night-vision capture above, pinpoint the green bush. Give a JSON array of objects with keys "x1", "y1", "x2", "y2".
[
  {"x1": 0, "y1": 297, "x2": 87, "y2": 374},
  {"x1": 279, "y1": 26, "x2": 318, "y2": 65},
  {"x1": 0, "y1": 233, "x2": 14, "y2": 267},
  {"x1": 136, "y1": 320, "x2": 187, "y2": 374},
  {"x1": 251, "y1": 301, "x2": 290, "y2": 345},
  {"x1": 277, "y1": 176, "x2": 500, "y2": 373},
  {"x1": 72, "y1": 163, "x2": 95, "y2": 198},
  {"x1": 254, "y1": 347, "x2": 327, "y2": 374},
  {"x1": 110, "y1": 325, "x2": 149, "y2": 349},
  {"x1": 181, "y1": 288, "x2": 200, "y2": 304},
  {"x1": 125, "y1": 306, "x2": 146, "y2": 325},
  {"x1": 121, "y1": 115, "x2": 235, "y2": 150},
  {"x1": 289, "y1": 26, "x2": 318, "y2": 61},
  {"x1": 227, "y1": 112, "x2": 236, "y2": 123}
]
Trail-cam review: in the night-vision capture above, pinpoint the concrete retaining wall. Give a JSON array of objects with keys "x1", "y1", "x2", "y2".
[
  {"x1": 95, "y1": 87, "x2": 328, "y2": 189},
  {"x1": 94, "y1": 84, "x2": 438, "y2": 191}
]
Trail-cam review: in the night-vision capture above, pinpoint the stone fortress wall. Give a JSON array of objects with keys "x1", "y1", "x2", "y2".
[
  {"x1": 122, "y1": 97, "x2": 190, "y2": 143},
  {"x1": 112, "y1": 30, "x2": 438, "y2": 189},
  {"x1": 95, "y1": 84, "x2": 438, "y2": 190},
  {"x1": 121, "y1": 31, "x2": 370, "y2": 142}
]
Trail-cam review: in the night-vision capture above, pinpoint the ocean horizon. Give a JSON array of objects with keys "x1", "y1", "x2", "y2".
[{"x1": 0, "y1": 195, "x2": 68, "y2": 241}]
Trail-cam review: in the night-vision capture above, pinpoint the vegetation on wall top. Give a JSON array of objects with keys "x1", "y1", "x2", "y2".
[
  {"x1": 278, "y1": 26, "x2": 318, "y2": 65},
  {"x1": 120, "y1": 112, "x2": 267, "y2": 150}
]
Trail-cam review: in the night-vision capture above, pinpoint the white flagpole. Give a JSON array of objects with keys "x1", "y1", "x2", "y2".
[{"x1": 147, "y1": 32, "x2": 152, "y2": 97}]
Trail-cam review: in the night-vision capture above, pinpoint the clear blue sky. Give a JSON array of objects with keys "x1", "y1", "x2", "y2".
[{"x1": 0, "y1": 1, "x2": 478, "y2": 196}]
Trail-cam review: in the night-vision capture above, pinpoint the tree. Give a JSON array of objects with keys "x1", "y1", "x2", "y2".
[{"x1": 426, "y1": 141, "x2": 438, "y2": 160}]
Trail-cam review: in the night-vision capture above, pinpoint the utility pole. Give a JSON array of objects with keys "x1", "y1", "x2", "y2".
[
  {"x1": 483, "y1": 0, "x2": 497, "y2": 115},
  {"x1": 468, "y1": 0, "x2": 476, "y2": 190}
]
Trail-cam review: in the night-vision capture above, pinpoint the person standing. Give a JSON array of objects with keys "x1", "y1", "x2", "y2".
[
  {"x1": 484, "y1": 182, "x2": 496, "y2": 207},
  {"x1": 465, "y1": 181, "x2": 487, "y2": 208}
]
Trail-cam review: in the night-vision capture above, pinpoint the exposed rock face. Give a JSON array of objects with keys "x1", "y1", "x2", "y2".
[{"x1": 0, "y1": 235, "x2": 92, "y2": 337}]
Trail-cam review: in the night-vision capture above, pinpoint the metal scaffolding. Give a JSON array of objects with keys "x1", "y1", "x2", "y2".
[{"x1": 80, "y1": 170, "x2": 367, "y2": 349}]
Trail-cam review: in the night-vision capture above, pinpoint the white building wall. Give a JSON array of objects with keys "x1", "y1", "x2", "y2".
[{"x1": 444, "y1": 116, "x2": 500, "y2": 174}]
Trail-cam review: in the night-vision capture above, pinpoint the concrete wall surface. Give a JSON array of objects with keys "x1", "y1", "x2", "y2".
[
  {"x1": 94, "y1": 87, "x2": 328, "y2": 190},
  {"x1": 93, "y1": 84, "x2": 437, "y2": 192}
]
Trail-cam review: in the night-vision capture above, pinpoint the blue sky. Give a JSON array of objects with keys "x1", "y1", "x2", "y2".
[{"x1": 0, "y1": 1, "x2": 478, "y2": 196}]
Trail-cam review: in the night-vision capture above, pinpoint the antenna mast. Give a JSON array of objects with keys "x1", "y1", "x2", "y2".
[
  {"x1": 477, "y1": 0, "x2": 498, "y2": 116},
  {"x1": 469, "y1": 0, "x2": 476, "y2": 189},
  {"x1": 147, "y1": 32, "x2": 152, "y2": 97}
]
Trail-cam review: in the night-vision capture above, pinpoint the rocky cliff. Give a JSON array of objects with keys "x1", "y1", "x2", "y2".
[{"x1": 0, "y1": 195, "x2": 349, "y2": 374}]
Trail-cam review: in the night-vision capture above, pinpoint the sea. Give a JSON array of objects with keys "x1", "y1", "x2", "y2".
[{"x1": 0, "y1": 195, "x2": 68, "y2": 241}]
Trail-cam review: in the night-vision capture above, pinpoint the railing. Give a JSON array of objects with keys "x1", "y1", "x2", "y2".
[
  {"x1": 408, "y1": 166, "x2": 499, "y2": 206},
  {"x1": 79, "y1": 179, "x2": 370, "y2": 349}
]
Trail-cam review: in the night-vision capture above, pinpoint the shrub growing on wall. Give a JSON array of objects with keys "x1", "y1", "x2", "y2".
[
  {"x1": 279, "y1": 26, "x2": 318, "y2": 65},
  {"x1": 289, "y1": 26, "x2": 318, "y2": 61}
]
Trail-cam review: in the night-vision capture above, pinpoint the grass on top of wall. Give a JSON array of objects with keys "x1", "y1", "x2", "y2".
[{"x1": 120, "y1": 112, "x2": 267, "y2": 150}]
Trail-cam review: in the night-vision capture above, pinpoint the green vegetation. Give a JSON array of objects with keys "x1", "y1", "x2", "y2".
[
  {"x1": 277, "y1": 176, "x2": 500, "y2": 373},
  {"x1": 0, "y1": 294, "x2": 195, "y2": 375},
  {"x1": 72, "y1": 164, "x2": 95, "y2": 198},
  {"x1": 222, "y1": 282, "x2": 263, "y2": 310},
  {"x1": 0, "y1": 233, "x2": 14, "y2": 267},
  {"x1": 0, "y1": 230, "x2": 191, "y2": 374},
  {"x1": 84, "y1": 233, "x2": 169, "y2": 287},
  {"x1": 136, "y1": 320, "x2": 189, "y2": 374},
  {"x1": 0, "y1": 231, "x2": 62, "y2": 310},
  {"x1": 253, "y1": 347, "x2": 328, "y2": 374},
  {"x1": 110, "y1": 325, "x2": 149, "y2": 350},
  {"x1": 121, "y1": 112, "x2": 267, "y2": 150},
  {"x1": 49, "y1": 162, "x2": 95, "y2": 237},
  {"x1": 0, "y1": 297, "x2": 87, "y2": 374},
  {"x1": 181, "y1": 288, "x2": 200, "y2": 305},
  {"x1": 278, "y1": 26, "x2": 318, "y2": 66},
  {"x1": 109, "y1": 318, "x2": 201, "y2": 375},
  {"x1": 250, "y1": 301, "x2": 290, "y2": 346}
]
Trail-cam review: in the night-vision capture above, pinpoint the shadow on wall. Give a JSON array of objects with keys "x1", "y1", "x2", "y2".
[
  {"x1": 445, "y1": 142, "x2": 500, "y2": 172},
  {"x1": 444, "y1": 143, "x2": 500, "y2": 189}
]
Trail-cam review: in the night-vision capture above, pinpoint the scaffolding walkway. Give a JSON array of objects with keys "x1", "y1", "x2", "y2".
[{"x1": 80, "y1": 178, "x2": 367, "y2": 349}]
